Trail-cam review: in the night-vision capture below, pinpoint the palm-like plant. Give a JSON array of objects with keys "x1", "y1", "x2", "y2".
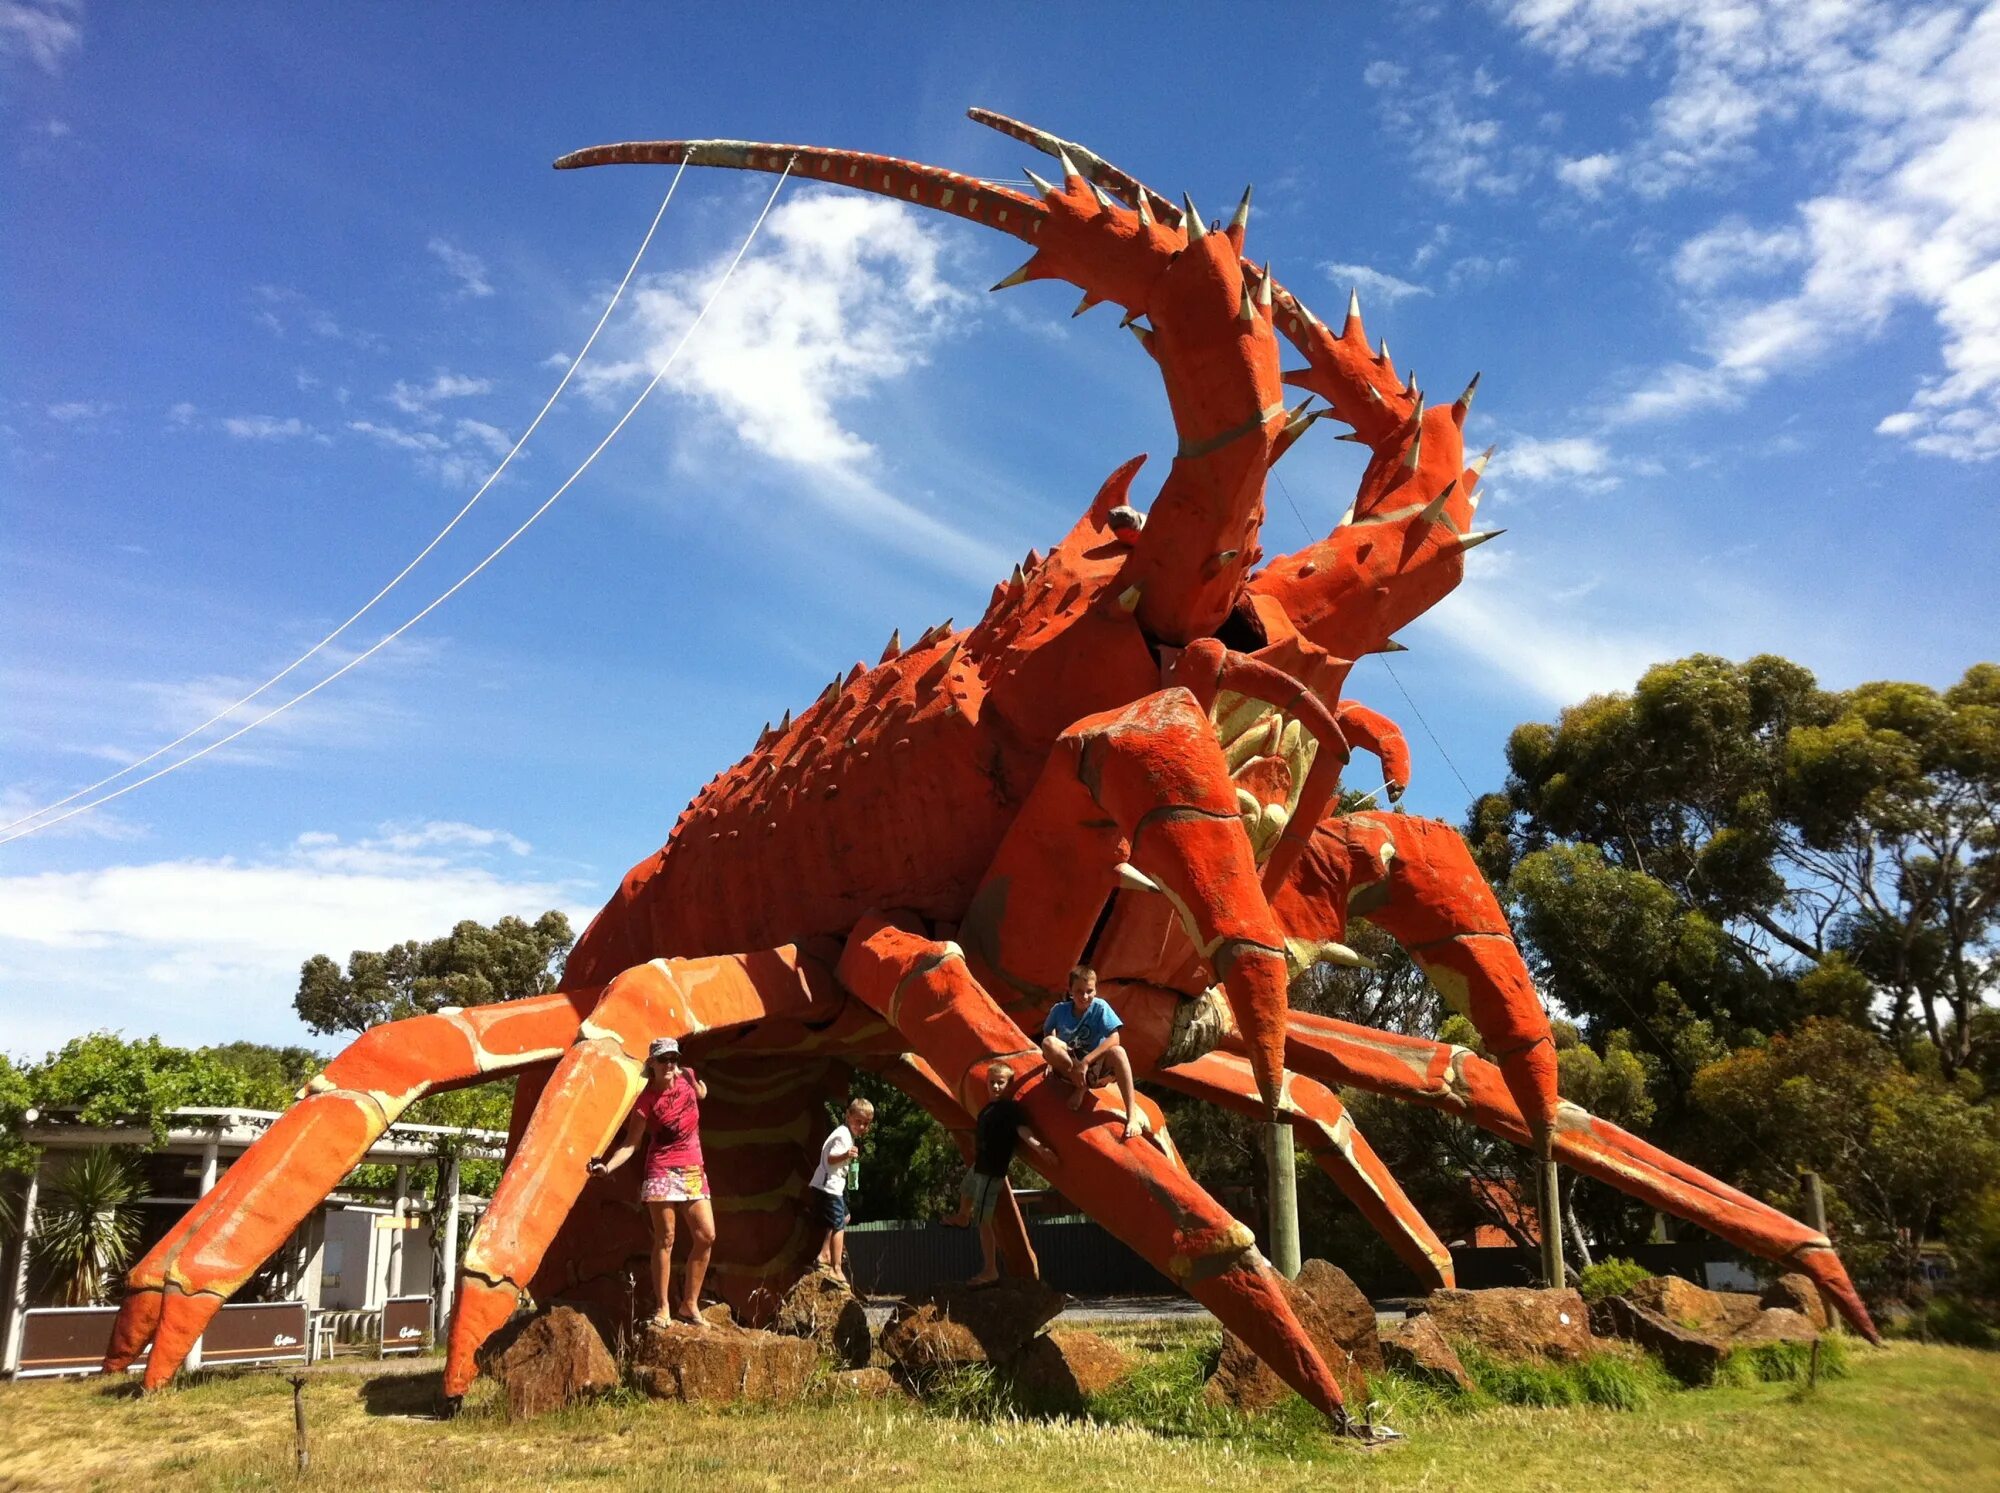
[{"x1": 33, "y1": 1147, "x2": 143, "y2": 1305}]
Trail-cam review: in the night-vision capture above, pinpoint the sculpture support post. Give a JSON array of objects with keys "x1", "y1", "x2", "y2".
[
  {"x1": 1263, "y1": 1121, "x2": 1301, "y2": 1280},
  {"x1": 1800, "y1": 1171, "x2": 1827, "y2": 1236},
  {"x1": 1538, "y1": 1153, "x2": 1565, "y2": 1290}
]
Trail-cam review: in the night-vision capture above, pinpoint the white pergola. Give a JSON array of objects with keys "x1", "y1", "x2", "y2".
[{"x1": 3, "y1": 1106, "x2": 506, "y2": 1374}]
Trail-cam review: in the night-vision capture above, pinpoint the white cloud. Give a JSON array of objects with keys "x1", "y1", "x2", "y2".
[
  {"x1": 0, "y1": 822, "x2": 591, "y2": 1052},
  {"x1": 347, "y1": 416, "x2": 502, "y2": 486},
  {"x1": 427, "y1": 237, "x2": 495, "y2": 299},
  {"x1": 1323, "y1": 262, "x2": 1431, "y2": 303},
  {"x1": 221, "y1": 414, "x2": 311, "y2": 440},
  {"x1": 1497, "y1": 434, "x2": 1615, "y2": 485},
  {"x1": 386, "y1": 371, "x2": 493, "y2": 417},
  {"x1": 0, "y1": 0, "x2": 81, "y2": 75},
  {"x1": 251, "y1": 285, "x2": 384, "y2": 350},
  {"x1": 1555, "y1": 151, "x2": 1621, "y2": 196},
  {"x1": 1506, "y1": 1, "x2": 2000, "y2": 460}
]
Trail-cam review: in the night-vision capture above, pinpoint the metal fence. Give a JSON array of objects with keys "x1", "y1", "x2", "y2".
[{"x1": 846, "y1": 1218, "x2": 1173, "y2": 1297}]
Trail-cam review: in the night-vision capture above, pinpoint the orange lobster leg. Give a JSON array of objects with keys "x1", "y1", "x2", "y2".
[
  {"x1": 1268, "y1": 1011, "x2": 1880, "y2": 1342},
  {"x1": 106, "y1": 992, "x2": 584, "y2": 1386},
  {"x1": 839, "y1": 914, "x2": 1353, "y2": 1430},
  {"x1": 442, "y1": 948, "x2": 840, "y2": 1398},
  {"x1": 961, "y1": 686, "x2": 1296, "y2": 1112},
  {"x1": 1279, "y1": 811, "x2": 1560, "y2": 1150},
  {"x1": 1159, "y1": 1049, "x2": 1455, "y2": 1290},
  {"x1": 869, "y1": 1053, "x2": 1040, "y2": 1282}
]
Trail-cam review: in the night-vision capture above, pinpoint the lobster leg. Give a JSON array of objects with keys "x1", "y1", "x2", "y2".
[
  {"x1": 961, "y1": 685, "x2": 1298, "y2": 1113},
  {"x1": 839, "y1": 914, "x2": 1354, "y2": 1430},
  {"x1": 1266, "y1": 1011, "x2": 1881, "y2": 1342},
  {"x1": 1277, "y1": 810, "x2": 1561, "y2": 1150},
  {"x1": 441, "y1": 947, "x2": 840, "y2": 1398},
  {"x1": 869, "y1": 1053, "x2": 1040, "y2": 1282},
  {"x1": 107, "y1": 992, "x2": 584, "y2": 1387},
  {"x1": 1158, "y1": 1048, "x2": 1455, "y2": 1290}
]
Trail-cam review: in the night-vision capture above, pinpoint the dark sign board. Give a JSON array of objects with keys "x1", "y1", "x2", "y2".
[
  {"x1": 193, "y1": 1300, "x2": 308, "y2": 1366},
  {"x1": 16, "y1": 1306, "x2": 144, "y2": 1378},
  {"x1": 380, "y1": 1295, "x2": 431, "y2": 1355}
]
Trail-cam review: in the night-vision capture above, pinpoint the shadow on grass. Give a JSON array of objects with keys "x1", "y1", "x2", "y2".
[{"x1": 360, "y1": 1367, "x2": 451, "y2": 1419}]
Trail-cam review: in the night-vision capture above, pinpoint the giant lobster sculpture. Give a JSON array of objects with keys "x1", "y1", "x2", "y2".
[{"x1": 105, "y1": 110, "x2": 1877, "y2": 1427}]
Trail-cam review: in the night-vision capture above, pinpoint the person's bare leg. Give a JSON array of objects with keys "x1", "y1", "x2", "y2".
[
  {"x1": 1106, "y1": 1045, "x2": 1143, "y2": 1139},
  {"x1": 676, "y1": 1198, "x2": 715, "y2": 1321},
  {"x1": 828, "y1": 1224, "x2": 845, "y2": 1278},
  {"x1": 810, "y1": 1219, "x2": 831, "y2": 1267},
  {"x1": 647, "y1": 1201, "x2": 675, "y2": 1324},
  {"x1": 971, "y1": 1214, "x2": 1000, "y2": 1285}
]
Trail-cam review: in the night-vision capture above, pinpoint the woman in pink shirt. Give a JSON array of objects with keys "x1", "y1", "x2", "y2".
[{"x1": 590, "y1": 1036, "x2": 714, "y2": 1327}]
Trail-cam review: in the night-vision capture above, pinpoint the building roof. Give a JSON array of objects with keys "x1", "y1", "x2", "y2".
[{"x1": 22, "y1": 1105, "x2": 508, "y2": 1164}]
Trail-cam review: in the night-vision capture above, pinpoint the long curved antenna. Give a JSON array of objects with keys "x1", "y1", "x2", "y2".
[{"x1": 557, "y1": 138, "x2": 1045, "y2": 246}]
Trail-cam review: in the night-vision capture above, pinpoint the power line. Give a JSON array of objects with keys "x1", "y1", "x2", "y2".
[
  {"x1": 2, "y1": 159, "x2": 794, "y2": 846},
  {"x1": 2, "y1": 165, "x2": 691, "y2": 838}
]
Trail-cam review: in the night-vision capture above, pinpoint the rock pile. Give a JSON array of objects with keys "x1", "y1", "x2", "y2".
[{"x1": 477, "y1": 1306, "x2": 620, "y2": 1419}]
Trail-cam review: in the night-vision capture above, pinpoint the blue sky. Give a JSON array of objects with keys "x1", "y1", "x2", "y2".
[{"x1": 4, "y1": 2, "x2": 1996, "y2": 1056}]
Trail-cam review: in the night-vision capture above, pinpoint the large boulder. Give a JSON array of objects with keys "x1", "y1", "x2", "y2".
[
  {"x1": 773, "y1": 1267, "x2": 872, "y2": 1369},
  {"x1": 630, "y1": 1320, "x2": 819, "y2": 1404},
  {"x1": 477, "y1": 1306, "x2": 619, "y2": 1419},
  {"x1": 1414, "y1": 1287, "x2": 1595, "y2": 1363},
  {"x1": 1378, "y1": 1314, "x2": 1474, "y2": 1393},
  {"x1": 1602, "y1": 1297, "x2": 1728, "y2": 1386},
  {"x1": 823, "y1": 1367, "x2": 905, "y2": 1400},
  {"x1": 1205, "y1": 1260, "x2": 1376, "y2": 1411},
  {"x1": 1010, "y1": 1330, "x2": 1136, "y2": 1414},
  {"x1": 1622, "y1": 1276, "x2": 1761, "y2": 1334},
  {"x1": 1760, "y1": 1273, "x2": 1831, "y2": 1332},
  {"x1": 878, "y1": 1278, "x2": 1068, "y2": 1375},
  {"x1": 1730, "y1": 1306, "x2": 1820, "y2": 1347}
]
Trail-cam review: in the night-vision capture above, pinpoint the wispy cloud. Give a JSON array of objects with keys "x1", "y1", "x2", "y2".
[
  {"x1": 427, "y1": 236, "x2": 495, "y2": 299},
  {"x1": 0, "y1": 820, "x2": 592, "y2": 1052},
  {"x1": 386, "y1": 370, "x2": 494, "y2": 418},
  {"x1": 346, "y1": 415, "x2": 506, "y2": 485},
  {"x1": 251, "y1": 284, "x2": 384, "y2": 350},
  {"x1": 1496, "y1": 434, "x2": 1617, "y2": 488},
  {"x1": 0, "y1": 0, "x2": 82, "y2": 75},
  {"x1": 1323, "y1": 262, "x2": 1431, "y2": 303},
  {"x1": 220, "y1": 413, "x2": 313, "y2": 441},
  {"x1": 45, "y1": 399, "x2": 111, "y2": 423},
  {"x1": 1363, "y1": 57, "x2": 1533, "y2": 199},
  {"x1": 1506, "y1": 1, "x2": 2000, "y2": 461}
]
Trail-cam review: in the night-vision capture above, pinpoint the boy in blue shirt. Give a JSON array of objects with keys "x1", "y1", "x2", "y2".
[{"x1": 1040, "y1": 965, "x2": 1143, "y2": 1140}]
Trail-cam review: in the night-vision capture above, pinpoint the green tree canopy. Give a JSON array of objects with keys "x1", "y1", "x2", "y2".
[
  {"x1": 295, "y1": 911, "x2": 574, "y2": 1035},
  {"x1": 1475, "y1": 655, "x2": 1998, "y2": 1081}
]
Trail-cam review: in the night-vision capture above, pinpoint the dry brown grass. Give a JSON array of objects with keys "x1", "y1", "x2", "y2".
[{"x1": 0, "y1": 1339, "x2": 1994, "y2": 1492}]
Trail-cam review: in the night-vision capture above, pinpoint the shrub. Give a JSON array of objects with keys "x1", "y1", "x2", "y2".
[{"x1": 1577, "y1": 1256, "x2": 1655, "y2": 1304}]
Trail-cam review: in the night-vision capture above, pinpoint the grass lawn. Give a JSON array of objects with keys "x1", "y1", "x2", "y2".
[{"x1": 1, "y1": 1329, "x2": 1995, "y2": 1492}]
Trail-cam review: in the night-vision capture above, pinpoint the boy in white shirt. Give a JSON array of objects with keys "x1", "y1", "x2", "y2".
[{"x1": 806, "y1": 1097, "x2": 874, "y2": 1281}]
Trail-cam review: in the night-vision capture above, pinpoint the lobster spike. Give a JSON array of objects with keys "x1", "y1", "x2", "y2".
[
  {"x1": 1118, "y1": 584, "x2": 1142, "y2": 612},
  {"x1": 991, "y1": 259, "x2": 1037, "y2": 292},
  {"x1": 880, "y1": 629, "x2": 902, "y2": 663},
  {"x1": 1256, "y1": 262, "x2": 1274, "y2": 309},
  {"x1": 820, "y1": 680, "x2": 842, "y2": 707},
  {"x1": 1183, "y1": 194, "x2": 1208, "y2": 241},
  {"x1": 1129, "y1": 323, "x2": 1154, "y2": 353},
  {"x1": 1023, "y1": 167, "x2": 1057, "y2": 198},
  {"x1": 1402, "y1": 402, "x2": 1426, "y2": 470},
  {"x1": 1337, "y1": 503, "x2": 1357, "y2": 526},
  {"x1": 1403, "y1": 369, "x2": 1418, "y2": 399},
  {"x1": 1114, "y1": 862, "x2": 1162, "y2": 894},
  {"x1": 1088, "y1": 179, "x2": 1114, "y2": 211},
  {"x1": 1025, "y1": 546, "x2": 1044, "y2": 569},
  {"x1": 1471, "y1": 445, "x2": 1494, "y2": 476},
  {"x1": 1010, "y1": 563, "x2": 1026, "y2": 589},
  {"x1": 1418, "y1": 479, "x2": 1459, "y2": 527},
  {"x1": 780, "y1": 708, "x2": 792, "y2": 732},
  {"x1": 1227, "y1": 184, "x2": 1252, "y2": 246},
  {"x1": 1379, "y1": 638, "x2": 1410, "y2": 653},
  {"x1": 1377, "y1": 338, "x2": 1392, "y2": 369},
  {"x1": 1135, "y1": 193, "x2": 1153, "y2": 228},
  {"x1": 1119, "y1": 306, "x2": 1144, "y2": 328},
  {"x1": 1344, "y1": 287, "x2": 1363, "y2": 336},
  {"x1": 1454, "y1": 372, "x2": 1481, "y2": 424},
  {"x1": 1459, "y1": 528, "x2": 1505, "y2": 550},
  {"x1": 1054, "y1": 146, "x2": 1085, "y2": 183},
  {"x1": 1238, "y1": 283, "x2": 1257, "y2": 323},
  {"x1": 1336, "y1": 431, "x2": 1367, "y2": 443},
  {"x1": 1072, "y1": 289, "x2": 1102, "y2": 318}
]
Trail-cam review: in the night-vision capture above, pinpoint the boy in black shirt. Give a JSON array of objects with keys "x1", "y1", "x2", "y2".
[{"x1": 943, "y1": 1060, "x2": 1057, "y2": 1285}]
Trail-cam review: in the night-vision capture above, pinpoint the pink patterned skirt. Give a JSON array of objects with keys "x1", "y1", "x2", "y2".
[{"x1": 640, "y1": 1164, "x2": 710, "y2": 1203}]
